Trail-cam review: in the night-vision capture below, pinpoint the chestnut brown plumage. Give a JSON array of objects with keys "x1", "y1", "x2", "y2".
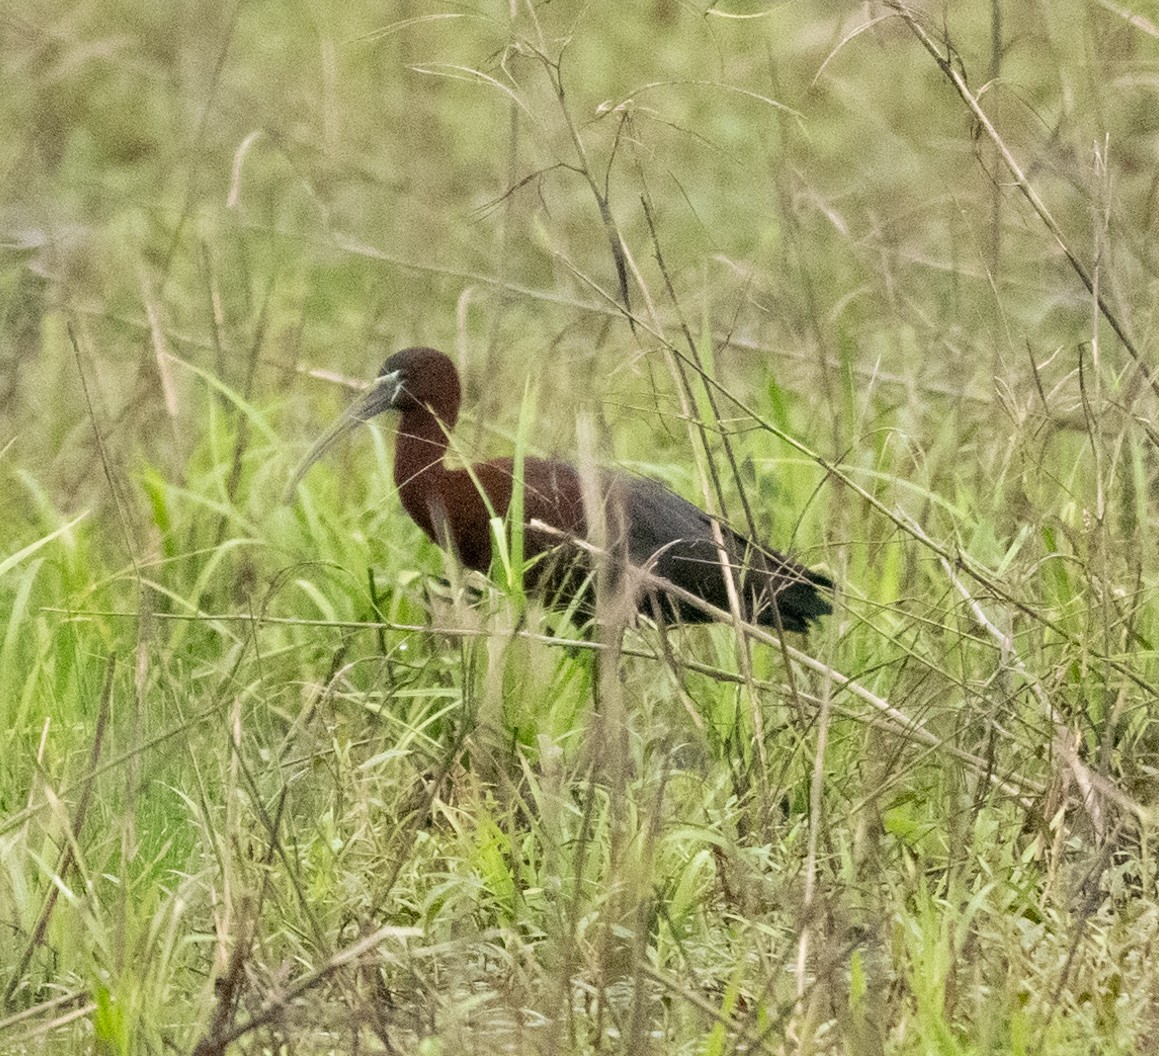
[{"x1": 289, "y1": 347, "x2": 832, "y2": 631}]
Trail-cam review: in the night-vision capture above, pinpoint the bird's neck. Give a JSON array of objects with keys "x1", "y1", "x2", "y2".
[{"x1": 394, "y1": 409, "x2": 450, "y2": 541}]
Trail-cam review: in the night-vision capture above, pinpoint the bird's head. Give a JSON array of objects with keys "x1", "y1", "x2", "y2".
[
  {"x1": 286, "y1": 346, "x2": 462, "y2": 498},
  {"x1": 370, "y1": 347, "x2": 461, "y2": 426}
]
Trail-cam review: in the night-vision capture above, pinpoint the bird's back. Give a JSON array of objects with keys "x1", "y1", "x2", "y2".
[
  {"x1": 614, "y1": 475, "x2": 831, "y2": 631},
  {"x1": 482, "y1": 459, "x2": 829, "y2": 631}
]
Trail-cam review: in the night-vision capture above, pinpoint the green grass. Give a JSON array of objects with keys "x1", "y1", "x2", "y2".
[{"x1": 3, "y1": 1, "x2": 1159, "y2": 1052}]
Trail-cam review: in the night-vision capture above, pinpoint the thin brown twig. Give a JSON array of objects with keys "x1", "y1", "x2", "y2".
[
  {"x1": 886, "y1": 1, "x2": 1159, "y2": 407},
  {"x1": 191, "y1": 926, "x2": 424, "y2": 1054},
  {"x1": 638, "y1": 193, "x2": 775, "y2": 784},
  {"x1": 190, "y1": 898, "x2": 257, "y2": 1056}
]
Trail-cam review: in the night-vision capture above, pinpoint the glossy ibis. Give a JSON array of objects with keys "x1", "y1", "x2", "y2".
[{"x1": 288, "y1": 347, "x2": 832, "y2": 632}]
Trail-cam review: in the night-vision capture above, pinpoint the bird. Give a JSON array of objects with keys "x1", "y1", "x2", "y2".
[{"x1": 288, "y1": 347, "x2": 832, "y2": 632}]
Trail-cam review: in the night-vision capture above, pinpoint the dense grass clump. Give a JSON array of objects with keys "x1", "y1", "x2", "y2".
[{"x1": 3, "y1": 2, "x2": 1158, "y2": 1052}]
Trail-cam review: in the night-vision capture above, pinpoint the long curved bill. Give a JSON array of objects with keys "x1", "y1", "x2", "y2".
[{"x1": 284, "y1": 369, "x2": 402, "y2": 501}]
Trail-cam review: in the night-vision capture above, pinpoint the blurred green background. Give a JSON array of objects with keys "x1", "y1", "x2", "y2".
[{"x1": 3, "y1": 1, "x2": 1159, "y2": 1052}]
